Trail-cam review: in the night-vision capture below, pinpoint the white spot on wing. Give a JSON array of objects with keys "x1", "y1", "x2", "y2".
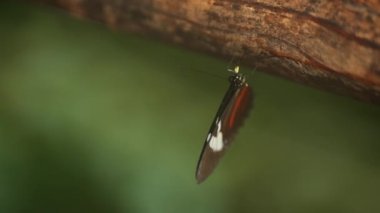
[
  {"x1": 208, "y1": 120, "x2": 224, "y2": 152},
  {"x1": 206, "y1": 133, "x2": 211, "y2": 141}
]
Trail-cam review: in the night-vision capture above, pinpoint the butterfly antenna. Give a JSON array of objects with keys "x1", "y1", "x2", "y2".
[{"x1": 245, "y1": 64, "x2": 259, "y2": 78}]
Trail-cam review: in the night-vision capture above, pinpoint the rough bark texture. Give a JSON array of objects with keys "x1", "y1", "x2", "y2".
[{"x1": 30, "y1": 0, "x2": 380, "y2": 104}]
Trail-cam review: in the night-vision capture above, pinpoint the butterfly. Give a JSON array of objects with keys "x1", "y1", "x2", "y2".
[{"x1": 195, "y1": 66, "x2": 254, "y2": 183}]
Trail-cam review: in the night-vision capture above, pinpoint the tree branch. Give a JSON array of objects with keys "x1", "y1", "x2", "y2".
[{"x1": 31, "y1": 0, "x2": 380, "y2": 104}]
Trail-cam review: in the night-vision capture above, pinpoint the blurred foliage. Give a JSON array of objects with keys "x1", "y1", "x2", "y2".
[{"x1": 0, "y1": 1, "x2": 379, "y2": 213}]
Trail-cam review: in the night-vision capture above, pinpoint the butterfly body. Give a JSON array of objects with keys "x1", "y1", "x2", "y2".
[{"x1": 196, "y1": 67, "x2": 253, "y2": 183}]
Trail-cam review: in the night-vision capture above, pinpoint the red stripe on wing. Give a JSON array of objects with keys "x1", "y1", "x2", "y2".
[{"x1": 228, "y1": 84, "x2": 251, "y2": 128}]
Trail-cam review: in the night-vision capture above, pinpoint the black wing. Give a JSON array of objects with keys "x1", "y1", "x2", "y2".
[{"x1": 196, "y1": 81, "x2": 253, "y2": 183}]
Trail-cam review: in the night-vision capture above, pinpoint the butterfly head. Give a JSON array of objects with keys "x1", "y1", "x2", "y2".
[{"x1": 228, "y1": 66, "x2": 246, "y2": 87}]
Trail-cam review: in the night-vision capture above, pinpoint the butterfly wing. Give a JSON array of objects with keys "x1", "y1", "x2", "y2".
[{"x1": 196, "y1": 82, "x2": 253, "y2": 183}]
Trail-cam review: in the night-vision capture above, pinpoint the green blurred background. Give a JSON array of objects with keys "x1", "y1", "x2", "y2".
[{"x1": 1, "y1": 1, "x2": 379, "y2": 213}]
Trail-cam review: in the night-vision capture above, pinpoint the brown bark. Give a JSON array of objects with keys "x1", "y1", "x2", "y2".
[{"x1": 31, "y1": 0, "x2": 380, "y2": 104}]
